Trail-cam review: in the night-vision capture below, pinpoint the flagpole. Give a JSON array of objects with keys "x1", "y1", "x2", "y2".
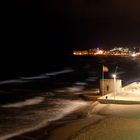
[
  {"x1": 102, "y1": 65, "x2": 104, "y2": 96},
  {"x1": 102, "y1": 65, "x2": 109, "y2": 96},
  {"x1": 114, "y1": 66, "x2": 118, "y2": 100}
]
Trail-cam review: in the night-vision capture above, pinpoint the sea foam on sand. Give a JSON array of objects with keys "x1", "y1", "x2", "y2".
[{"x1": 1, "y1": 97, "x2": 45, "y2": 108}]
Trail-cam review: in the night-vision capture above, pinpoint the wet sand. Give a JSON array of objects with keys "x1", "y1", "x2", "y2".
[{"x1": 8, "y1": 104, "x2": 93, "y2": 140}]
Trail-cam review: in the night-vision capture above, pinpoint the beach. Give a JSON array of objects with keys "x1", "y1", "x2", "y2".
[
  {"x1": 7, "y1": 99, "x2": 140, "y2": 140},
  {"x1": 0, "y1": 56, "x2": 140, "y2": 140},
  {"x1": 8, "y1": 102, "x2": 94, "y2": 140},
  {"x1": 6, "y1": 89, "x2": 140, "y2": 140}
]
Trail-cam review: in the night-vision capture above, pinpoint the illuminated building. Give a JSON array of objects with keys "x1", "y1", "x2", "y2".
[{"x1": 73, "y1": 47, "x2": 140, "y2": 57}]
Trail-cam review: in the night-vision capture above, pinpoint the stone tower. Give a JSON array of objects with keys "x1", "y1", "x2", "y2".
[{"x1": 100, "y1": 79, "x2": 122, "y2": 95}]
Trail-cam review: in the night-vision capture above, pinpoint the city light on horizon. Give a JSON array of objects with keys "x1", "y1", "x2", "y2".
[{"x1": 73, "y1": 47, "x2": 140, "y2": 57}]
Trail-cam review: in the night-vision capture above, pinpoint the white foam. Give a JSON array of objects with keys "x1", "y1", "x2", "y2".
[
  {"x1": 0, "y1": 79, "x2": 28, "y2": 85},
  {"x1": 0, "y1": 69, "x2": 74, "y2": 85},
  {"x1": 65, "y1": 86, "x2": 84, "y2": 92},
  {"x1": 86, "y1": 77, "x2": 98, "y2": 82},
  {"x1": 75, "y1": 82, "x2": 87, "y2": 86},
  {"x1": 20, "y1": 69, "x2": 73, "y2": 80},
  {"x1": 1, "y1": 97, "x2": 45, "y2": 108},
  {"x1": 54, "y1": 89, "x2": 65, "y2": 93},
  {"x1": 21, "y1": 75, "x2": 49, "y2": 80},
  {"x1": 0, "y1": 100, "x2": 90, "y2": 140},
  {"x1": 45, "y1": 69, "x2": 74, "y2": 76}
]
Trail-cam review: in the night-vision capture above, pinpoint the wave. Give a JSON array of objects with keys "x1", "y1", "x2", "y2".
[
  {"x1": 54, "y1": 86, "x2": 85, "y2": 93},
  {"x1": 21, "y1": 75, "x2": 49, "y2": 80},
  {"x1": 65, "y1": 86, "x2": 85, "y2": 92},
  {"x1": 1, "y1": 97, "x2": 45, "y2": 108},
  {"x1": 0, "y1": 100, "x2": 89, "y2": 140},
  {"x1": 45, "y1": 68, "x2": 74, "y2": 76},
  {"x1": 74, "y1": 82, "x2": 88, "y2": 86},
  {"x1": 86, "y1": 77, "x2": 98, "y2": 82},
  {"x1": 0, "y1": 68, "x2": 74, "y2": 85},
  {"x1": 0, "y1": 79, "x2": 28, "y2": 85},
  {"x1": 20, "y1": 68, "x2": 74, "y2": 80}
]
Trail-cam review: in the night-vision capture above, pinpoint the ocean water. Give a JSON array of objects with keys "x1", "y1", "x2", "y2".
[{"x1": 0, "y1": 55, "x2": 140, "y2": 139}]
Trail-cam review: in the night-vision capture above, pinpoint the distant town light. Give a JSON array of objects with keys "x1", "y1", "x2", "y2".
[{"x1": 72, "y1": 47, "x2": 140, "y2": 57}]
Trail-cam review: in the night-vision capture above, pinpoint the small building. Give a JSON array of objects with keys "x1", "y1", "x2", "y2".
[{"x1": 100, "y1": 79, "x2": 122, "y2": 95}]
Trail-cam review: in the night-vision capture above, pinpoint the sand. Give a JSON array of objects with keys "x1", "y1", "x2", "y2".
[
  {"x1": 70, "y1": 102, "x2": 140, "y2": 140},
  {"x1": 47, "y1": 115, "x2": 104, "y2": 140},
  {"x1": 46, "y1": 101, "x2": 140, "y2": 140},
  {"x1": 72, "y1": 117, "x2": 140, "y2": 140},
  {"x1": 9, "y1": 100, "x2": 140, "y2": 140}
]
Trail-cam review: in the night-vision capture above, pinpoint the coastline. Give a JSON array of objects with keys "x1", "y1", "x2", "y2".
[
  {"x1": 8, "y1": 97, "x2": 140, "y2": 140},
  {"x1": 8, "y1": 103, "x2": 93, "y2": 140}
]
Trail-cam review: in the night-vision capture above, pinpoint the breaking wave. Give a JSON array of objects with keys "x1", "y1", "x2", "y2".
[
  {"x1": 44, "y1": 68, "x2": 74, "y2": 76},
  {"x1": 21, "y1": 68, "x2": 74, "y2": 80},
  {"x1": 1, "y1": 97, "x2": 45, "y2": 108},
  {"x1": 86, "y1": 77, "x2": 98, "y2": 82},
  {"x1": 0, "y1": 68, "x2": 74, "y2": 85},
  {"x1": 0, "y1": 99, "x2": 89, "y2": 140},
  {"x1": 0, "y1": 79, "x2": 28, "y2": 85},
  {"x1": 21, "y1": 75, "x2": 49, "y2": 80}
]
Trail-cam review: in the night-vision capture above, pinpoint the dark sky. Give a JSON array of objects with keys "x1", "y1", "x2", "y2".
[
  {"x1": 2, "y1": 0, "x2": 140, "y2": 56},
  {"x1": 51, "y1": 0, "x2": 140, "y2": 50}
]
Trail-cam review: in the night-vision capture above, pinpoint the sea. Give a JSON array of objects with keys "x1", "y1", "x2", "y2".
[{"x1": 0, "y1": 55, "x2": 140, "y2": 140}]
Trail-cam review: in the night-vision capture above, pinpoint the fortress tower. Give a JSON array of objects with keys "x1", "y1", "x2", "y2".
[{"x1": 100, "y1": 79, "x2": 122, "y2": 95}]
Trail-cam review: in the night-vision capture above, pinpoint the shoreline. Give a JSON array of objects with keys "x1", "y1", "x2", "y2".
[
  {"x1": 8, "y1": 95, "x2": 140, "y2": 140},
  {"x1": 8, "y1": 103, "x2": 92, "y2": 140}
]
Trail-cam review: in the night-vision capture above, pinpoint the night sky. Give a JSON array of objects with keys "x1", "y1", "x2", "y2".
[{"x1": 2, "y1": 0, "x2": 140, "y2": 57}]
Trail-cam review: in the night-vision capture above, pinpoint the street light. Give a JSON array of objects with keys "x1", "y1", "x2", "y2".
[{"x1": 112, "y1": 74, "x2": 116, "y2": 100}]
